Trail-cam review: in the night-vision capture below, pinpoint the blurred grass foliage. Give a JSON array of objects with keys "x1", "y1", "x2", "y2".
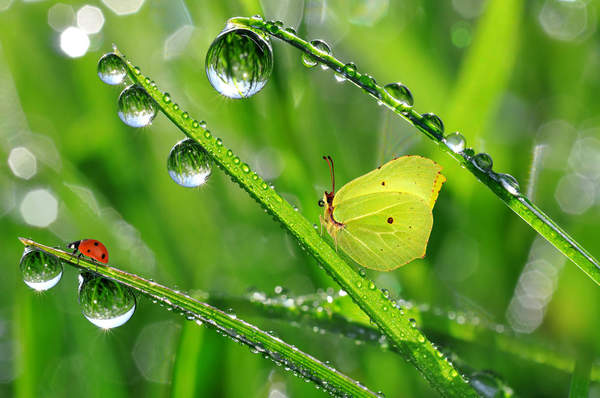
[{"x1": 1, "y1": 0, "x2": 600, "y2": 397}]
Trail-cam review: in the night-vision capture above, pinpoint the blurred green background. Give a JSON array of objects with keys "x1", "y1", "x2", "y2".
[{"x1": 2, "y1": 0, "x2": 600, "y2": 396}]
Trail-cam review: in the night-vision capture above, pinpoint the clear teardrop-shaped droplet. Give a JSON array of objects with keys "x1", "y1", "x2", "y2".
[
  {"x1": 383, "y1": 82, "x2": 414, "y2": 107},
  {"x1": 463, "y1": 147, "x2": 475, "y2": 158},
  {"x1": 444, "y1": 132, "x2": 466, "y2": 153},
  {"x1": 301, "y1": 40, "x2": 331, "y2": 68},
  {"x1": 334, "y1": 72, "x2": 345, "y2": 82},
  {"x1": 473, "y1": 153, "x2": 493, "y2": 171},
  {"x1": 78, "y1": 273, "x2": 136, "y2": 329},
  {"x1": 20, "y1": 247, "x2": 63, "y2": 291},
  {"x1": 97, "y1": 53, "x2": 127, "y2": 85},
  {"x1": 343, "y1": 62, "x2": 357, "y2": 78},
  {"x1": 421, "y1": 113, "x2": 444, "y2": 134},
  {"x1": 205, "y1": 24, "x2": 273, "y2": 99},
  {"x1": 167, "y1": 138, "x2": 212, "y2": 187},
  {"x1": 117, "y1": 84, "x2": 157, "y2": 127},
  {"x1": 498, "y1": 173, "x2": 520, "y2": 195}
]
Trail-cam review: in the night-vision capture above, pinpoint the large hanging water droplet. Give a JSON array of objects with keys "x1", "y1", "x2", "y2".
[
  {"x1": 167, "y1": 138, "x2": 212, "y2": 187},
  {"x1": 473, "y1": 153, "x2": 493, "y2": 171},
  {"x1": 421, "y1": 113, "x2": 444, "y2": 134},
  {"x1": 470, "y1": 371, "x2": 513, "y2": 398},
  {"x1": 444, "y1": 132, "x2": 466, "y2": 153},
  {"x1": 118, "y1": 84, "x2": 157, "y2": 127},
  {"x1": 78, "y1": 273, "x2": 136, "y2": 329},
  {"x1": 383, "y1": 83, "x2": 414, "y2": 107},
  {"x1": 497, "y1": 173, "x2": 520, "y2": 195},
  {"x1": 205, "y1": 24, "x2": 273, "y2": 99},
  {"x1": 97, "y1": 53, "x2": 127, "y2": 85},
  {"x1": 301, "y1": 40, "x2": 331, "y2": 68},
  {"x1": 20, "y1": 247, "x2": 63, "y2": 291}
]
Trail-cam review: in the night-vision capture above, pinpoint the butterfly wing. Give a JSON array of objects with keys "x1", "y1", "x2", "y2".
[
  {"x1": 333, "y1": 156, "x2": 445, "y2": 209},
  {"x1": 333, "y1": 192, "x2": 432, "y2": 271}
]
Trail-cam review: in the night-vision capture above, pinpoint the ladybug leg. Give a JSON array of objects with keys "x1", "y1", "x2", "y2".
[{"x1": 76, "y1": 252, "x2": 82, "y2": 266}]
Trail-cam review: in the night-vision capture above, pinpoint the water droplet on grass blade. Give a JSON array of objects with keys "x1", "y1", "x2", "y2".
[
  {"x1": 444, "y1": 132, "x2": 466, "y2": 153},
  {"x1": 118, "y1": 84, "x2": 157, "y2": 127},
  {"x1": 383, "y1": 83, "x2": 413, "y2": 107},
  {"x1": 20, "y1": 247, "x2": 63, "y2": 291},
  {"x1": 78, "y1": 273, "x2": 136, "y2": 329},
  {"x1": 421, "y1": 113, "x2": 444, "y2": 134},
  {"x1": 167, "y1": 138, "x2": 212, "y2": 188},
  {"x1": 498, "y1": 173, "x2": 520, "y2": 195},
  {"x1": 473, "y1": 153, "x2": 493, "y2": 171},
  {"x1": 302, "y1": 40, "x2": 331, "y2": 68},
  {"x1": 343, "y1": 62, "x2": 357, "y2": 78},
  {"x1": 206, "y1": 24, "x2": 273, "y2": 99},
  {"x1": 97, "y1": 53, "x2": 127, "y2": 85}
]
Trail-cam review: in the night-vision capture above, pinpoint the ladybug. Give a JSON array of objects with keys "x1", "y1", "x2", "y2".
[{"x1": 67, "y1": 239, "x2": 109, "y2": 264}]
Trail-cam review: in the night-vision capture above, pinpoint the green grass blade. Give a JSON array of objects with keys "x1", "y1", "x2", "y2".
[
  {"x1": 569, "y1": 359, "x2": 591, "y2": 398},
  {"x1": 17, "y1": 237, "x2": 379, "y2": 398}
]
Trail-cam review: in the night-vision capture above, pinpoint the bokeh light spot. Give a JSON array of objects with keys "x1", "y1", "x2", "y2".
[
  {"x1": 20, "y1": 189, "x2": 58, "y2": 227},
  {"x1": 47, "y1": 3, "x2": 75, "y2": 32},
  {"x1": 539, "y1": 0, "x2": 595, "y2": 42},
  {"x1": 8, "y1": 146, "x2": 37, "y2": 180},
  {"x1": 554, "y1": 173, "x2": 595, "y2": 214},
  {"x1": 60, "y1": 27, "x2": 90, "y2": 58},
  {"x1": 76, "y1": 5, "x2": 105, "y2": 34},
  {"x1": 102, "y1": 0, "x2": 145, "y2": 16}
]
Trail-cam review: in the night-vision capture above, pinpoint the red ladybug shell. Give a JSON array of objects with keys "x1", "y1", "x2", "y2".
[{"x1": 69, "y1": 239, "x2": 109, "y2": 263}]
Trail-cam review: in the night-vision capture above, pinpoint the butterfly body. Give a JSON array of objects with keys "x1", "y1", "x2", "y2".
[{"x1": 321, "y1": 155, "x2": 445, "y2": 271}]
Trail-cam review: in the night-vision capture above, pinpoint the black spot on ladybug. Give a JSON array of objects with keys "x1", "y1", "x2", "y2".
[
  {"x1": 94, "y1": 241, "x2": 99, "y2": 246},
  {"x1": 87, "y1": 249, "x2": 91, "y2": 253},
  {"x1": 387, "y1": 217, "x2": 394, "y2": 224},
  {"x1": 381, "y1": 181, "x2": 385, "y2": 186},
  {"x1": 101, "y1": 253, "x2": 106, "y2": 259}
]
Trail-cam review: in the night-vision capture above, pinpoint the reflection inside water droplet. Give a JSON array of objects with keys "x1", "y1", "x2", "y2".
[
  {"x1": 205, "y1": 23, "x2": 273, "y2": 99},
  {"x1": 497, "y1": 173, "x2": 520, "y2": 195},
  {"x1": 302, "y1": 40, "x2": 331, "y2": 68},
  {"x1": 421, "y1": 113, "x2": 444, "y2": 134},
  {"x1": 118, "y1": 84, "x2": 157, "y2": 128},
  {"x1": 473, "y1": 153, "x2": 493, "y2": 171},
  {"x1": 383, "y1": 82, "x2": 413, "y2": 107},
  {"x1": 97, "y1": 52, "x2": 127, "y2": 85},
  {"x1": 167, "y1": 138, "x2": 212, "y2": 188},
  {"x1": 444, "y1": 132, "x2": 466, "y2": 153},
  {"x1": 78, "y1": 273, "x2": 136, "y2": 329},
  {"x1": 20, "y1": 247, "x2": 63, "y2": 291}
]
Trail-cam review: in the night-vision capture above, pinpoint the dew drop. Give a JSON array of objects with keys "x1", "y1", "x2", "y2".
[
  {"x1": 334, "y1": 72, "x2": 346, "y2": 82},
  {"x1": 444, "y1": 132, "x2": 466, "y2": 153},
  {"x1": 383, "y1": 82, "x2": 414, "y2": 107},
  {"x1": 470, "y1": 371, "x2": 512, "y2": 398},
  {"x1": 359, "y1": 268, "x2": 367, "y2": 277},
  {"x1": 463, "y1": 147, "x2": 475, "y2": 158},
  {"x1": 97, "y1": 53, "x2": 127, "y2": 85},
  {"x1": 226, "y1": 149, "x2": 233, "y2": 157},
  {"x1": 216, "y1": 138, "x2": 223, "y2": 146},
  {"x1": 421, "y1": 113, "x2": 444, "y2": 134},
  {"x1": 20, "y1": 247, "x2": 63, "y2": 291},
  {"x1": 343, "y1": 62, "x2": 357, "y2": 78},
  {"x1": 302, "y1": 40, "x2": 331, "y2": 68},
  {"x1": 241, "y1": 163, "x2": 250, "y2": 173},
  {"x1": 206, "y1": 24, "x2": 273, "y2": 99},
  {"x1": 117, "y1": 84, "x2": 157, "y2": 128},
  {"x1": 182, "y1": 112, "x2": 189, "y2": 120},
  {"x1": 163, "y1": 93, "x2": 171, "y2": 103},
  {"x1": 498, "y1": 173, "x2": 520, "y2": 195},
  {"x1": 167, "y1": 138, "x2": 212, "y2": 188},
  {"x1": 368, "y1": 281, "x2": 376, "y2": 290},
  {"x1": 473, "y1": 153, "x2": 493, "y2": 171},
  {"x1": 284, "y1": 27, "x2": 296, "y2": 34},
  {"x1": 172, "y1": 103, "x2": 180, "y2": 111},
  {"x1": 203, "y1": 130, "x2": 212, "y2": 139},
  {"x1": 192, "y1": 120, "x2": 200, "y2": 128},
  {"x1": 78, "y1": 273, "x2": 136, "y2": 329},
  {"x1": 417, "y1": 334, "x2": 425, "y2": 343}
]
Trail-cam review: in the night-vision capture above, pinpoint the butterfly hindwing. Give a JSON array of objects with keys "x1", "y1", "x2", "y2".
[
  {"x1": 333, "y1": 191, "x2": 432, "y2": 271},
  {"x1": 333, "y1": 156, "x2": 445, "y2": 209}
]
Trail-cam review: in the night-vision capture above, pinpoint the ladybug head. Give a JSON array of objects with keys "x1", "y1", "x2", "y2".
[{"x1": 67, "y1": 241, "x2": 81, "y2": 250}]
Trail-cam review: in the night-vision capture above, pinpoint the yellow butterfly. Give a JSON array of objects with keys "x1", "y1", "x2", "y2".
[{"x1": 319, "y1": 155, "x2": 445, "y2": 271}]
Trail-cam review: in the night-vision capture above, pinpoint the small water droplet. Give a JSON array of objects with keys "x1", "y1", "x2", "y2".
[
  {"x1": 334, "y1": 72, "x2": 345, "y2": 82},
  {"x1": 203, "y1": 130, "x2": 212, "y2": 139},
  {"x1": 20, "y1": 247, "x2": 63, "y2": 291},
  {"x1": 417, "y1": 334, "x2": 425, "y2": 343},
  {"x1": 302, "y1": 40, "x2": 331, "y2": 68},
  {"x1": 356, "y1": 281, "x2": 363, "y2": 288},
  {"x1": 172, "y1": 103, "x2": 180, "y2": 111},
  {"x1": 133, "y1": 66, "x2": 141, "y2": 75},
  {"x1": 409, "y1": 318, "x2": 417, "y2": 327},
  {"x1": 473, "y1": 153, "x2": 493, "y2": 171},
  {"x1": 181, "y1": 112, "x2": 189, "y2": 120},
  {"x1": 97, "y1": 53, "x2": 127, "y2": 85},
  {"x1": 463, "y1": 147, "x2": 475, "y2": 158},
  {"x1": 241, "y1": 163, "x2": 250, "y2": 173},
  {"x1": 343, "y1": 62, "x2": 357, "y2": 78},
  {"x1": 216, "y1": 138, "x2": 223, "y2": 146},
  {"x1": 383, "y1": 82, "x2": 414, "y2": 107},
  {"x1": 284, "y1": 27, "x2": 296, "y2": 34},
  {"x1": 118, "y1": 84, "x2": 157, "y2": 128},
  {"x1": 78, "y1": 273, "x2": 136, "y2": 329},
  {"x1": 226, "y1": 149, "x2": 233, "y2": 157},
  {"x1": 163, "y1": 93, "x2": 171, "y2": 103},
  {"x1": 368, "y1": 281, "x2": 376, "y2": 290},
  {"x1": 498, "y1": 173, "x2": 520, "y2": 195},
  {"x1": 359, "y1": 268, "x2": 367, "y2": 277},
  {"x1": 192, "y1": 120, "x2": 200, "y2": 128},
  {"x1": 167, "y1": 138, "x2": 212, "y2": 187},
  {"x1": 444, "y1": 132, "x2": 466, "y2": 153},
  {"x1": 421, "y1": 113, "x2": 444, "y2": 134},
  {"x1": 233, "y1": 156, "x2": 241, "y2": 165},
  {"x1": 206, "y1": 24, "x2": 273, "y2": 99}
]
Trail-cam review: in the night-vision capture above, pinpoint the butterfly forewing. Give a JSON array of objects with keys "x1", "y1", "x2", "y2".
[
  {"x1": 333, "y1": 156, "x2": 445, "y2": 209},
  {"x1": 333, "y1": 192, "x2": 432, "y2": 271}
]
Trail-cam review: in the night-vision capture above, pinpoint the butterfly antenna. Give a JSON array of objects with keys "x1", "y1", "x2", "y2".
[{"x1": 323, "y1": 155, "x2": 335, "y2": 194}]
